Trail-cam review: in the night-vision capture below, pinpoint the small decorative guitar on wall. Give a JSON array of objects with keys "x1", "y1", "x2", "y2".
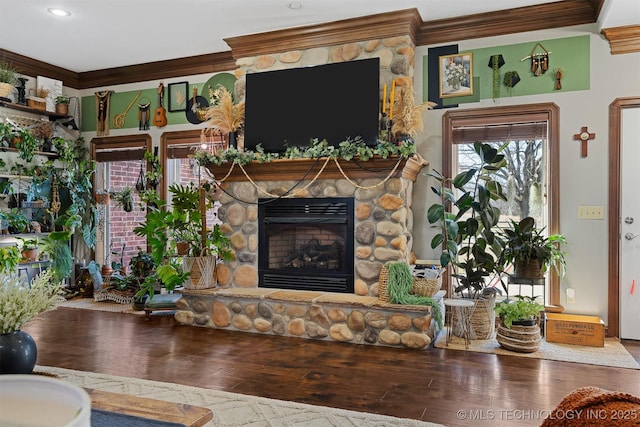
[{"x1": 153, "y1": 82, "x2": 168, "y2": 127}]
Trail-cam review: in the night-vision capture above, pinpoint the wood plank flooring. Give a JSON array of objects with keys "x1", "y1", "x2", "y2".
[{"x1": 23, "y1": 307, "x2": 640, "y2": 427}]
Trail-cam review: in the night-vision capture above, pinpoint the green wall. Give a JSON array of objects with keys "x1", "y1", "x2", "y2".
[
  {"x1": 423, "y1": 35, "x2": 590, "y2": 105},
  {"x1": 80, "y1": 73, "x2": 236, "y2": 132}
]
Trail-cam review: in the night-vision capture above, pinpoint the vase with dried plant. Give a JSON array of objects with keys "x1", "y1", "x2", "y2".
[{"x1": 205, "y1": 85, "x2": 245, "y2": 149}]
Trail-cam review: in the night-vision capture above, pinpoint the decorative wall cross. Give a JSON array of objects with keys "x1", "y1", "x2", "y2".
[{"x1": 573, "y1": 126, "x2": 596, "y2": 157}]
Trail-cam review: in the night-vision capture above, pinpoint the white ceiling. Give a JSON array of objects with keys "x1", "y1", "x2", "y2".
[{"x1": 0, "y1": 0, "x2": 638, "y2": 73}]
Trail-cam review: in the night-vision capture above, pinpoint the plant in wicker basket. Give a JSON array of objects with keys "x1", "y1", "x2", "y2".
[
  {"x1": 498, "y1": 216, "x2": 567, "y2": 279},
  {"x1": 494, "y1": 295, "x2": 544, "y2": 329},
  {"x1": 494, "y1": 295, "x2": 544, "y2": 352}
]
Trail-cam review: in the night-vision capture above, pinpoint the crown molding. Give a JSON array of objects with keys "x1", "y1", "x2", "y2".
[
  {"x1": 416, "y1": 0, "x2": 598, "y2": 45},
  {"x1": 601, "y1": 25, "x2": 640, "y2": 55},
  {"x1": 0, "y1": 49, "x2": 79, "y2": 88},
  {"x1": 76, "y1": 51, "x2": 236, "y2": 89},
  {"x1": 224, "y1": 9, "x2": 422, "y2": 59}
]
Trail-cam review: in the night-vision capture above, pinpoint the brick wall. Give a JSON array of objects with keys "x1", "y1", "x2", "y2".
[{"x1": 108, "y1": 160, "x2": 146, "y2": 269}]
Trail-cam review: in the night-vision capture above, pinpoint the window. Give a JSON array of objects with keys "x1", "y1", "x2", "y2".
[
  {"x1": 91, "y1": 135, "x2": 152, "y2": 272},
  {"x1": 443, "y1": 103, "x2": 560, "y2": 307}
]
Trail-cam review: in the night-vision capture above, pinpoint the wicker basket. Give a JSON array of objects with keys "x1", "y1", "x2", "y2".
[
  {"x1": 378, "y1": 264, "x2": 390, "y2": 302},
  {"x1": 496, "y1": 323, "x2": 541, "y2": 352},
  {"x1": 411, "y1": 277, "x2": 441, "y2": 297},
  {"x1": 27, "y1": 96, "x2": 46, "y2": 111},
  {"x1": 183, "y1": 255, "x2": 218, "y2": 289}
]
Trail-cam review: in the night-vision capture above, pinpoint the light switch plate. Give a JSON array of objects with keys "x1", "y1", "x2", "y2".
[{"x1": 577, "y1": 205, "x2": 604, "y2": 219}]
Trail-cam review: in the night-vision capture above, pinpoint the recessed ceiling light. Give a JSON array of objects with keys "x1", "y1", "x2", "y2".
[
  {"x1": 288, "y1": 2, "x2": 302, "y2": 10},
  {"x1": 47, "y1": 8, "x2": 71, "y2": 17}
]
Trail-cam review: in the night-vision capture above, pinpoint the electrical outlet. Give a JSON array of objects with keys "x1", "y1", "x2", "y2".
[
  {"x1": 566, "y1": 288, "x2": 575, "y2": 304},
  {"x1": 577, "y1": 205, "x2": 605, "y2": 220}
]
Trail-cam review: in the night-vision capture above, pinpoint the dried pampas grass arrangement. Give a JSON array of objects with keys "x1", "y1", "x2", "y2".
[
  {"x1": 205, "y1": 86, "x2": 245, "y2": 134},
  {"x1": 391, "y1": 81, "x2": 436, "y2": 138}
]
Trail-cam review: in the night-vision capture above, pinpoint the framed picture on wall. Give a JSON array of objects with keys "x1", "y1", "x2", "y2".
[
  {"x1": 439, "y1": 53, "x2": 473, "y2": 98},
  {"x1": 168, "y1": 81, "x2": 189, "y2": 112}
]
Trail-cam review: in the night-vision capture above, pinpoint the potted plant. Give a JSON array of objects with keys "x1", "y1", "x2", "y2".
[
  {"x1": 39, "y1": 231, "x2": 73, "y2": 282},
  {"x1": 498, "y1": 216, "x2": 567, "y2": 279},
  {"x1": 14, "y1": 129, "x2": 41, "y2": 162},
  {"x1": 1, "y1": 209, "x2": 30, "y2": 234},
  {"x1": 54, "y1": 95, "x2": 70, "y2": 115},
  {"x1": 205, "y1": 85, "x2": 245, "y2": 148},
  {"x1": 17, "y1": 238, "x2": 39, "y2": 262},
  {"x1": 133, "y1": 181, "x2": 233, "y2": 298},
  {"x1": 0, "y1": 270, "x2": 65, "y2": 374},
  {"x1": 494, "y1": 295, "x2": 544, "y2": 352},
  {"x1": 427, "y1": 142, "x2": 508, "y2": 339},
  {"x1": 0, "y1": 60, "x2": 18, "y2": 99},
  {"x1": 0, "y1": 246, "x2": 21, "y2": 274},
  {"x1": 111, "y1": 186, "x2": 134, "y2": 212}
]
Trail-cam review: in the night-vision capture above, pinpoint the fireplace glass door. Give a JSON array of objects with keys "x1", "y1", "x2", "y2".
[{"x1": 258, "y1": 197, "x2": 354, "y2": 293}]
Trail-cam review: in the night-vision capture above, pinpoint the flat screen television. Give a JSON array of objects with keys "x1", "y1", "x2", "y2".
[{"x1": 243, "y1": 58, "x2": 380, "y2": 153}]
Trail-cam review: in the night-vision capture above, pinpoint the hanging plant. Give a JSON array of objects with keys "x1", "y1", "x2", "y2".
[
  {"x1": 111, "y1": 186, "x2": 134, "y2": 212},
  {"x1": 15, "y1": 129, "x2": 41, "y2": 162},
  {"x1": 488, "y1": 55, "x2": 504, "y2": 102},
  {"x1": 503, "y1": 71, "x2": 521, "y2": 95}
]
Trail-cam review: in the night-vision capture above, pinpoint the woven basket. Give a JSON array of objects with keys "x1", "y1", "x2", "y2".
[
  {"x1": 514, "y1": 259, "x2": 543, "y2": 278},
  {"x1": 27, "y1": 97, "x2": 46, "y2": 111},
  {"x1": 378, "y1": 264, "x2": 390, "y2": 302},
  {"x1": 183, "y1": 255, "x2": 218, "y2": 289},
  {"x1": 496, "y1": 323, "x2": 541, "y2": 352},
  {"x1": 453, "y1": 296, "x2": 496, "y2": 340},
  {"x1": 411, "y1": 277, "x2": 441, "y2": 297}
]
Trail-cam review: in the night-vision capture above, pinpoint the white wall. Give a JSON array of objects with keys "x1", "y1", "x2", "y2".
[{"x1": 412, "y1": 24, "x2": 640, "y2": 323}]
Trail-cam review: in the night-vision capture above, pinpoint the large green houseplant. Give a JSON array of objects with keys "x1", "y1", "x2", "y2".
[
  {"x1": 427, "y1": 142, "x2": 508, "y2": 339},
  {"x1": 498, "y1": 216, "x2": 567, "y2": 279},
  {"x1": 427, "y1": 142, "x2": 508, "y2": 298},
  {"x1": 133, "y1": 181, "x2": 233, "y2": 298}
]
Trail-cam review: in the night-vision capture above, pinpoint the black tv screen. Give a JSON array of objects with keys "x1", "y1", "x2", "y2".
[{"x1": 244, "y1": 58, "x2": 380, "y2": 153}]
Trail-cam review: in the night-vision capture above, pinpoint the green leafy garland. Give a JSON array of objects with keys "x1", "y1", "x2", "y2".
[
  {"x1": 386, "y1": 261, "x2": 443, "y2": 329},
  {"x1": 194, "y1": 138, "x2": 416, "y2": 167}
]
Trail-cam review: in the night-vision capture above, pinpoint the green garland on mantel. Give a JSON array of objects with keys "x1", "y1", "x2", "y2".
[
  {"x1": 194, "y1": 138, "x2": 416, "y2": 168},
  {"x1": 386, "y1": 261, "x2": 443, "y2": 329}
]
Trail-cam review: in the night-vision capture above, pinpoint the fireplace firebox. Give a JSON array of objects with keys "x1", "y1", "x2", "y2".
[{"x1": 258, "y1": 197, "x2": 354, "y2": 293}]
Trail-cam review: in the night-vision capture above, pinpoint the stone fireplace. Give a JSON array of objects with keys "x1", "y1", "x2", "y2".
[{"x1": 208, "y1": 157, "x2": 418, "y2": 297}]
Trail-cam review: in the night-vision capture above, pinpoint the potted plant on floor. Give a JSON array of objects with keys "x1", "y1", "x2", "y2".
[
  {"x1": 133, "y1": 181, "x2": 233, "y2": 299},
  {"x1": 427, "y1": 142, "x2": 508, "y2": 339},
  {"x1": 498, "y1": 216, "x2": 567, "y2": 279},
  {"x1": 494, "y1": 295, "x2": 544, "y2": 352}
]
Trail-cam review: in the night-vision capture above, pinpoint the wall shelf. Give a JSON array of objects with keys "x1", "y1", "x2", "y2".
[
  {"x1": 0, "y1": 101, "x2": 71, "y2": 121},
  {"x1": 1, "y1": 147, "x2": 59, "y2": 159}
]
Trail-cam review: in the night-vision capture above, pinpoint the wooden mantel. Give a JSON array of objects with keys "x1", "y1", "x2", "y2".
[{"x1": 205, "y1": 157, "x2": 408, "y2": 183}]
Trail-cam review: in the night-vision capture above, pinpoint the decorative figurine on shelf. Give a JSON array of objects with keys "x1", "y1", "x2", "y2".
[{"x1": 16, "y1": 77, "x2": 28, "y2": 105}]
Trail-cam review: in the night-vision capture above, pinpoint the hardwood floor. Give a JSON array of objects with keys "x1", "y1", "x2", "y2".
[{"x1": 24, "y1": 307, "x2": 640, "y2": 427}]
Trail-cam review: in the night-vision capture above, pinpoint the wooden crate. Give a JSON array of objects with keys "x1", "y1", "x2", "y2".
[{"x1": 545, "y1": 313, "x2": 604, "y2": 347}]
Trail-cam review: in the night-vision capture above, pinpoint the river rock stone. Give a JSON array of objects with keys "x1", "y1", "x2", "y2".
[
  {"x1": 348, "y1": 310, "x2": 365, "y2": 332},
  {"x1": 379, "y1": 330, "x2": 401, "y2": 345},
  {"x1": 401, "y1": 332, "x2": 431, "y2": 349},
  {"x1": 364, "y1": 311, "x2": 387, "y2": 328},
  {"x1": 329, "y1": 324, "x2": 354, "y2": 341},
  {"x1": 389, "y1": 314, "x2": 412, "y2": 331},
  {"x1": 212, "y1": 301, "x2": 231, "y2": 327},
  {"x1": 306, "y1": 322, "x2": 329, "y2": 338},
  {"x1": 233, "y1": 314, "x2": 252, "y2": 330},
  {"x1": 254, "y1": 318, "x2": 272, "y2": 332},
  {"x1": 288, "y1": 318, "x2": 306, "y2": 336}
]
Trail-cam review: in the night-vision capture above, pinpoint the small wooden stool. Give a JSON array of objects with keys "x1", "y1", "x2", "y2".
[{"x1": 143, "y1": 293, "x2": 181, "y2": 319}]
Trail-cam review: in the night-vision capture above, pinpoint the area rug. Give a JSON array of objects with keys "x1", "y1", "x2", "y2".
[
  {"x1": 434, "y1": 330, "x2": 640, "y2": 370},
  {"x1": 59, "y1": 298, "x2": 141, "y2": 314},
  {"x1": 36, "y1": 366, "x2": 444, "y2": 427}
]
